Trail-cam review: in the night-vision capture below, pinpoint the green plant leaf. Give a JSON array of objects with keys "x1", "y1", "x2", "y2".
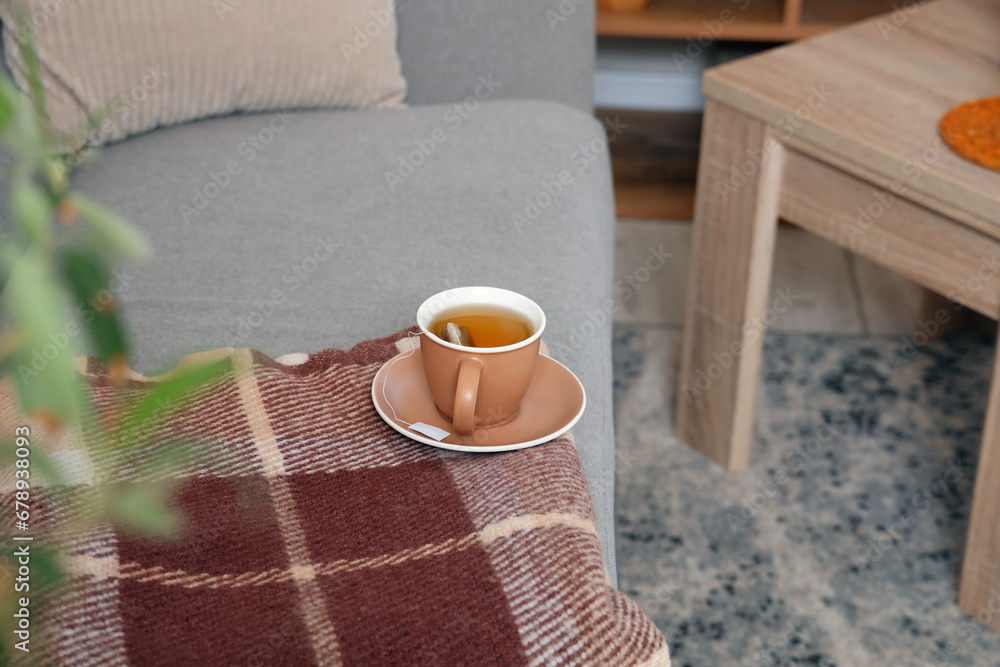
[
  {"x1": 14, "y1": 12, "x2": 55, "y2": 147},
  {"x1": 102, "y1": 481, "x2": 183, "y2": 539},
  {"x1": 28, "y1": 544, "x2": 66, "y2": 592},
  {"x1": 1, "y1": 250, "x2": 84, "y2": 425},
  {"x1": 0, "y1": 440, "x2": 67, "y2": 487},
  {"x1": 43, "y1": 157, "x2": 69, "y2": 195},
  {"x1": 1, "y1": 94, "x2": 44, "y2": 160},
  {"x1": 123, "y1": 358, "x2": 232, "y2": 433},
  {"x1": 0, "y1": 78, "x2": 20, "y2": 134},
  {"x1": 11, "y1": 181, "x2": 52, "y2": 246},
  {"x1": 57, "y1": 248, "x2": 128, "y2": 364},
  {"x1": 0, "y1": 240, "x2": 21, "y2": 294},
  {"x1": 74, "y1": 196, "x2": 149, "y2": 261}
]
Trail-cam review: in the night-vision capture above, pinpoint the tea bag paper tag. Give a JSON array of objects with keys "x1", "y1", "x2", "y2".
[{"x1": 410, "y1": 422, "x2": 450, "y2": 441}]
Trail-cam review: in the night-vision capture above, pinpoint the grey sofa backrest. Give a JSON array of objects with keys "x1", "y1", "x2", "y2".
[{"x1": 396, "y1": 0, "x2": 595, "y2": 113}]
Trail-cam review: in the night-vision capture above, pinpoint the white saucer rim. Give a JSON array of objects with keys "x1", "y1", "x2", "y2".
[{"x1": 370, "y1": 350, "x2": 586, "y2": 453}]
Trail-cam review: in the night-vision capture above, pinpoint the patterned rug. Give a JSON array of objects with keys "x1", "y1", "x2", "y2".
[{"x1": 613, "y1": 325, "x2": 1000, "y2": 666}]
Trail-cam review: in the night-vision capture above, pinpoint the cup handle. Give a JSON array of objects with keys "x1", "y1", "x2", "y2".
[{"x1": 453, "y1": 357, "x2": 484, "y2": 435}]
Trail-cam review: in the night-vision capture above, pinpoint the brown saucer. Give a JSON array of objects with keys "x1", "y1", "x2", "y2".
[{"x1": 371, "y1": 348, "x2": 586, "y2": 452}]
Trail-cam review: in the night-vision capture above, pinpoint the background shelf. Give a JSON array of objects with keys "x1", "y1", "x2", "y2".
[
  {"x1": 597, "y1": 0, "x2": 906, "y2": 40},
  {"x1": 800, "y1": 0, "x2": 901, "y2": 27},
  {"x1": 598, "y1": 0, "x2": 795, "y2": 41},
  {"x1": 598, "y1": 0, "x2": 913, "y2": 219}
]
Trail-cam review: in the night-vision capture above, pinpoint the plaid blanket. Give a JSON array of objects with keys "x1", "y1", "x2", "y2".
[{"x1": 2, "y1": 329, "x2": 669, "y2": 665}]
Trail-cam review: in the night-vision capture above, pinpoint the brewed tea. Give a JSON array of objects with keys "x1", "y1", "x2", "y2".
[{"x1": 430, "y1": 305, "x2": 533, "y2": 348}]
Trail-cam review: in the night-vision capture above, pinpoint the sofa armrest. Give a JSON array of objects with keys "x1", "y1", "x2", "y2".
[{"x1": 396, "y1": 0, "x2": 595, "y2": 113}]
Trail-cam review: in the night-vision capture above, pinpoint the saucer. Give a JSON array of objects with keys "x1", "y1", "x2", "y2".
[{"x1": 371, "y1": 348, "x2": 586, "y2": 452}]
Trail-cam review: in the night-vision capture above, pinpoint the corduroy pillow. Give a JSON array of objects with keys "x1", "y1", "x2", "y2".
[{"x1": 0, "y1": 0, "x2": 407, "y2": 146}]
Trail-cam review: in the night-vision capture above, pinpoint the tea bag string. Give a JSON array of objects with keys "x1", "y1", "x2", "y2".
[{"x1": 382, "y1": 330, "x2": 423, "y2": 427}]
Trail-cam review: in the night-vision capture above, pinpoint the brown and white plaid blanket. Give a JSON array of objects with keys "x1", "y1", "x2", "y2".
[{"x1": 2, "y1": 329, "x2": 669, "y2": 665}]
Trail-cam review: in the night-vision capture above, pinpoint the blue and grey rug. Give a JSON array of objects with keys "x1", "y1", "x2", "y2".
[{"x1": 613, "y1": 325, "x2": 1000, "y2": 666}]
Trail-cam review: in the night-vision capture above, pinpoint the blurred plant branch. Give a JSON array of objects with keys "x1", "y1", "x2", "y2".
[{"x1": 0, "y1": 12, "x2": 229, "y2": 662}]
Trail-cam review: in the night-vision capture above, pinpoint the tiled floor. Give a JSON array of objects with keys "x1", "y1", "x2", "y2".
[
  {"x1": 613, "y1": 218, "x2": 1000, "y2": 666},
  {"x1": 613, "y1": 218, "x2": 930, "y2": 336}
]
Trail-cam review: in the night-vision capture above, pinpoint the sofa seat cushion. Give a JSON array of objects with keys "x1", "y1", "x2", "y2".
[{"x1": 71, "y1": 99, "x2": 618, "y2": 577}]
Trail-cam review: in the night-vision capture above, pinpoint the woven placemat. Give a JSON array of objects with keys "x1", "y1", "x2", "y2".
[
  {"x1": 939, "y1": 97, "x2": 1000, "y2": 171},
  {"x1": 0, "y1": 329, "x2": 670, "y2": 666}
]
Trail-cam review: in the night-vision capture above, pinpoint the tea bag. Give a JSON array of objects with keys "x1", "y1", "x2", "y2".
[{"x1": 441, "y1": 322, "x2": 473, "y2": 347}]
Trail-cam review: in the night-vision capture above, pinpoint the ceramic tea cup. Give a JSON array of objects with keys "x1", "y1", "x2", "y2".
[{"x1": 416, "y1": 286, "x2": 546, "y2": 435}]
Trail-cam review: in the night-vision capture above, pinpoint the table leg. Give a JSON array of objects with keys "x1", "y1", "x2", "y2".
[
  {"x1": 675, "y1": 101, "x2": 783, "y2": 472},
  {"x1": 959, "y1": 333, "x2": 1000, "y2": 632}
]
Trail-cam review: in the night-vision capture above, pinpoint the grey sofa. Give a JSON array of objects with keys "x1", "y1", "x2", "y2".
[{"x1": 67, "y1": 1, "x2": 619, "y2": 579}]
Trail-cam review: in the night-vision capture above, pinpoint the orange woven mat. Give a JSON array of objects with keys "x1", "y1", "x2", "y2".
[{"x1": 939, "y1": 97, "x2": 1000, "y2": 172}]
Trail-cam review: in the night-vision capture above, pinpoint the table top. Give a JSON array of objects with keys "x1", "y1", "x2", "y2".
[{"x1": 704, "y1": 0, "x2": 1000, "y2": 229}]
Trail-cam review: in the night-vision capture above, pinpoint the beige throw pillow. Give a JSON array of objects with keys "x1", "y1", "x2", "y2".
[{"x1": 0, "y1": 0, "x2": 407, "y2": 146}]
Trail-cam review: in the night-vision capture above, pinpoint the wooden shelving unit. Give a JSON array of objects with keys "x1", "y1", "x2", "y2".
[
  {"x1": 597, "y1": 0, "x2": 902, "y2": 41},
  {"x1": 599, "y1": 0, "x2": 906, "y2": 219}
]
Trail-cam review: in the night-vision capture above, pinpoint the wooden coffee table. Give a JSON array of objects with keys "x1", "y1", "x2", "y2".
[{"x1": 675, "y1": 0, "x2": 1000, "y2": 630}]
